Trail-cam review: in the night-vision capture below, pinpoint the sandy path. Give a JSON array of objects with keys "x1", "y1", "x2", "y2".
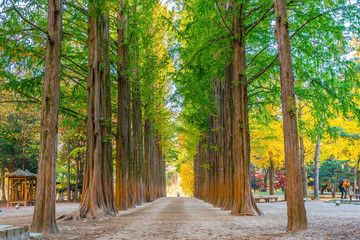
[{"x1": 2, "y1": 197, "x2": 360, "y2": 239}]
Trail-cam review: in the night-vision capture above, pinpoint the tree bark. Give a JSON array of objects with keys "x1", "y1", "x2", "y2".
[
  {"x1": 74, "y1": 156, "x2": 79, "y2": 202},
  {"x1": 269, "y1": 159, "x2": 275, "y2": 195},
  {"x1": 144, "y1": 118, "x2": 151, "y2": 202},
  {"x1": 66, "y1": 0, "x2": 117, "y2": 220},
  {"x1": 222, "y1": 64, "x2": 233, "y2": 211},
  {"x1": 67, "y1": 141, "x2": 71, "y2": 202},
  {"x1": 115, "y1": 1, "x2": 129, "y2": 211},
  {"x1": 313, "y1": 135, "x2": 321, "y2": 200},
  {"x1": 298, "y1": 100, "x2": 307, "y2": 198},
  {"x1": 264, "y1": 168, "x2": 268, "y2": 192},
  {"x1": 1, "y1": 162, "x2": 5, "y2": 200},
  {"x1": 150, "y1": 126, "x2": 156, "y2": 201},
  {"x1": 299, "y1": 135, "x2": 307, "y2": 198},
  {"x1": 331, "y1": 182, "x2": 336, "y2": 198},
  {"x1": 230, "y1": 1, "x2": 262, "y2": 216},
  {"x1": 131, "y1": 75, "x2": 144, "y2": 205},
  {"x1": 30, "y1": 0, "x2": 63, "y2": 234},
  {"x1": 356, "y1": 155, "x2": 360, "y2": 191},
  {"x1": 215, "y1": 77, "x2": 225, "y2": 208},
  {"x1": 274, "y1": 0, "x2": 308, "y2": 231}
]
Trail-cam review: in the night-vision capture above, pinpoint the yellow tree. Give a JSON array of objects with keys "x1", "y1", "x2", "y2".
[{"x1": 251, "y1": 106, "x2": 284, "y2": 195}]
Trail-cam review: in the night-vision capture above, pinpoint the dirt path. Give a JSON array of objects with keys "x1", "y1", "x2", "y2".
[
  {"x1": 50, "y1": 197, "x2": 360, "y2": 239},
  {"x1": 1, "y1": 197, "x2": 360, "y2": 239}
]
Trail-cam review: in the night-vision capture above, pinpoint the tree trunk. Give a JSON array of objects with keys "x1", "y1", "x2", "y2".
[
  {"x1": 150, "y1": 126, "x2": 156, "y2": 201},
  {"x1": 274, "y1": 0, "x2": 308, "y2": 231},
  {"x1": 263, "y1": 168, "x2": 268, "y2": 192},
  {"x1": 30, "y1": 0, "x2": 63, "y2": 234},
  {"x1": 299, "y1": 97, "x2": 308, "y2": 198},
  {"x1": 269, "y1": 160, "x2": 275, "y2": 195},
  {"x1": 313, "y1": 135, "x2": 321, "y2": 200},
  {"x1": 131, "y1": 75, "x2": 144, "y2": 205},
  {"x1": 144, "y1": 118, "x2": 151, "y2": 202},
  {"x1": 115, "y1": 1, "x2": 129, "y2": 211},
  {"x1": 1, "y1": 162, "x2": 5, "y2": 200},
  {"x1": 320, "y1": 185, "x2": 327, "y2": 194},
  {"x1": 67, "y1": 0, "x2": 117, "y2": 220},
  {"x1": 356, "y1": 155, "x2": 360, "y2": 191},
  {"x1": 22, "y1": 131, "x2": 26, "y2": 171},
  {"x1": 67, "y1": 142, "x2": 71, "y2": 202},
  {"x1": 222, "y1": 64, "x2": 233, "y2": 211},
  {"x1": 230, "y1": 1, "x2": 262, "y2": 216},
  {"x1": 299, "y1": 136, "x2": 307, "y2": 198},
  {"x1": 79, "y1": 151, "x2": 84, "y2": 197},
  {"x1": 298, "y1": 99, "x2": 307, "y2": 198},
  {"x1": 74, "y1": 156, "x2": 79, "y2": 202},
  {"x1": 331, "y1": 182, "x2": 336, "y2": 198},
  {"x1": 215, "y1": 77, "x2": 225, "y2": 208}
]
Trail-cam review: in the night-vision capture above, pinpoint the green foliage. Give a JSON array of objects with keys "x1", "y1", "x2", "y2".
[
  {"x1": 307, "y1": 158, "x2": 356, "y2": 188},
  {"x1": 0, "y1": 95, "x2": 40, "y2": 173}
]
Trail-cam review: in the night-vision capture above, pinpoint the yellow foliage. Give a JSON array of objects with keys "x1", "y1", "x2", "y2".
[
  {"x1": 251, "y1": 107, "x2": 285, "y2": 169},
  {"x1": 350, "y1": 36, "x2": 360, "y2": 63},
  {"x1": 321, "y1": 114, "x2": 360, "y2": 166},
  {"x1": 179, "y1": 163, "x2": 194, "y2": 196}
]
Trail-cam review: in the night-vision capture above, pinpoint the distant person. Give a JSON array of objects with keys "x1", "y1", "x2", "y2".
[
  {"x1": 339, "y1": 178, "x2": 350, "y2": 199},
  {"x1": 177, "y1": 193, "x2": 180, "y2": 197}
]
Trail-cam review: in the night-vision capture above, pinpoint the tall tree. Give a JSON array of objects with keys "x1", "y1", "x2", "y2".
[
  {"x1": 115, "y1": 0, "x2": 130, "y2": 211},
  {"x1": 230, "y1": 0, "x2": 262, "y2": 216},
  {"x1": 30, "y1": 0, "x2": 63, "y2": 234},
  {"x1": 274, "y1": 0, "x2": 308, "y2": 231},
  {"x1": 313, "y1": 135, "x2": 321, "y2": 200},
  {"x1": 66, "y1": 0, "x2": 117, "y2": 220}
]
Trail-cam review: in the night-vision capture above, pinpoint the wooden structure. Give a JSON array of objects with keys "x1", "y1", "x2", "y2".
[
  {"x1": 349, "y1": 189, "x2": 360, "y2": 202},
  {"x1": 6, "y1": 169, "x2": 37, "y2": 207},
  {"x1": 254, "y1": 196, "x2": 278, "y2": 203}
]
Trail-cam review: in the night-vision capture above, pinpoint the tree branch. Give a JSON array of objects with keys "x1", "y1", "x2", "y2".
[
  {"x1": 181, "y1": 34, "x2": 231, "y2": 70},
  {"x1": 215, "y1": 0, "x2": 233, "y2": 36},
  {"x1": 21, "y1": 32, "x2": 47, "y2": 40},
  {"x1": 290, "y1": 6, "x2": 354, "y2": 40},
  {"x1": 0, "y1": 7, "x2": 15, "y2": 15},
  {"x1": 245, "y1": 4, "x2": 263, "y2": 19},
  {"x1": 62, "y1": 64, "x2": 88, "y2": 79},
  {"x1": 246, "y1": 41, "x2": 275, "y2": 67},
  {"x1": 247, "y1": 54, "x2": 278, "y2": 85},
  {"x1": 62, "y1": 55, "x2": 88, "y2": 73},
  {"x1": 0, "y1": 100, "x2": 38, "y2": 104},
  {"x1": 61, "y1": 71, "x2": 86, "y2": 89},
  {"x1": 245, "y1": 5, "x2": 274, "y2": 36},
  {"x1": 10, "y1": 0, "x2": 51, "y2": 41},
  {"x1": 64, "y1": 0, "x2": 88, "y2": 15},
  {"x1": 246, "y1": 6, "x2": 351, "y2": 84}
]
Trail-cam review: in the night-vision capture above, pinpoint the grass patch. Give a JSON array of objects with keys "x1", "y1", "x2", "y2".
[{"x1": 253, "y1": 191, "x2": 284, "y2": 196}]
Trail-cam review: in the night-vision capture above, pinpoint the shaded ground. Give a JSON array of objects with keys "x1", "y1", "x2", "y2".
[{"x1": 1, "y1": 197, "x2": 359, "y2": 239}]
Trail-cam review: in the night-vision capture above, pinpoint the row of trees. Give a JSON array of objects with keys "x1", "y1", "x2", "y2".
[
  {"x1": 1, "y1": 0, "x2": 173, "y2": 234},
  {"x1": 173, "y1": 0, "x2": 359, "y2": 232}
]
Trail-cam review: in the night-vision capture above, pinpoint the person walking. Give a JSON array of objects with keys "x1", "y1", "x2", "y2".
[{"x1": 339, "y1": 178, "x2": 350, "y2": 199}]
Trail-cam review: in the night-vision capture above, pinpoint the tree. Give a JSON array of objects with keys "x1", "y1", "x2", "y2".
[
  {"x1": 274, "y1": 0, "x2": 308, "y2": 231},
  {"x1": 115, "y1": 0, "x2": 130, "y2": 211},
  {"x1": 30, "y1": 0, "x2": 63, "y2": 233},
  {"x1": 179, "y1": 163, "x2": 194, "y2": 196},
  {"x1": 308, "y1": 158, "x2": 355, "y2": 198},
  {"x1": 67, "y1": 0, "x2": 117, "y2": 220},
  {"x1": 313, "y1": 135, "x2": 321, "y2": 200}
]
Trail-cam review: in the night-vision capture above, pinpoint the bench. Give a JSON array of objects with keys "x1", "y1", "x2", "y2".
[
  {"x1": 254, "y1": 196, "x2": 278, "y2": 203},
  {"x1": 349, "y1": 189, "x2": 360, "y2": 202},
  {"x1": 349, "y1": 194, "x2": 360, "y2": 202}
]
